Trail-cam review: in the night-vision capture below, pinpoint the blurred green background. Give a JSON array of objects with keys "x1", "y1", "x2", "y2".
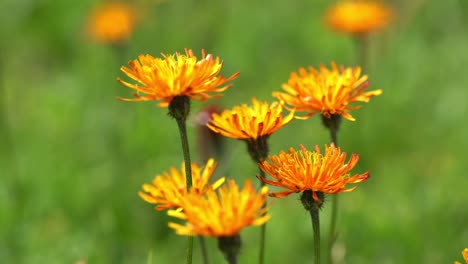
[{"x1": 1, "y1": 0, "x2": 467, "y2": 263}]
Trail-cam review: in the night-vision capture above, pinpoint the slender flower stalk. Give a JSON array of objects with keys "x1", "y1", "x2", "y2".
[
  {"x1": 321, "y1": 114, "x2": 341, "y2": 264},
  {"x1": 218, "y1": 235, "x2": 241, "y2": 264},
  {"x1": 168, "y1": 179, "x2": 270, "y2": 264},
  {"x1": 274, "y1": 62, "x2": 380, "y2": 263},
  {"x1": 207, "y1": 98, "x2": 294, "y2": 264},
  {"x1": 301, "y1": 190, "x2": 324, "y2": 264},
  {"x1": 118, "y1": 49, "x2": 238, "y2": 264},
  {"x1": 259, "y1": 144, "x2": 369, "y2": 264},
  {"x1": 355, "y1": 34, "x2": 369, "y2": 69}
]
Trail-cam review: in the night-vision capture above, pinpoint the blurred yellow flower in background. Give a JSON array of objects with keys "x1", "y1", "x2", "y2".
[
  {"x1": 273, "y1": 62, "x2": 382, "y2": 121},
  {"x1": 139, "y1": 158, "x2": 225, "y2": 211},
  {"x1": 117, "y1": 49, "x2": 239, "y2": 107},
  {"x1": 454, "y1": 248, "x2": 468, "y2": 264},
  {"x1": 326, "y1": 0, "x2": 393, "y2": 35},
  {"x1": 167, "y1": 179, "x2": 270, "y2": 237},
  {"x1": 259, "y1": 144, "x2": 369, "y2": 204},
  {"x1": 87, "y1": 2, "x2": 137, "y2": 43},
  {"x1": 207, "y1": 98, "x2": 295, "y2": 140}
]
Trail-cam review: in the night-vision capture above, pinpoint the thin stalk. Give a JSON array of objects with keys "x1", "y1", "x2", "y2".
[
  {"x1": 175, "y1": 117, "x2": 194, "y2": 264},
  {"x1": 355, "y1": 34, "x2": 369, "y2": 70},
  {"x1": 246, "y1": 137, "x2": 269, "y2": 264},
  {"x1": 199, "y1": 236, "x2": 209, "y2": 264},
  {"x1": 258, "y1": 168, "x2": 267, "y2": 264},
  {"x1": 218, "y1": 236, "x2": 241, "y2": 264},
  {"x1": 175, "y1": 118, "x2": 193, "y2": 189},
  {"x1": 326, "y1": 127, "x2": 338, "y2": 264},
  {"x1": 310, "y1": 206, "x2": 321, "y2": 264},
  {"x1": 326, "y1": 195, "x2": 338, "y2": 264},
  {"x1": 186, "y1": 236, "x2": 194, "y2": 264},
  {"x1": 226, "y1": 254, "x2": 238, "y2": 264}
]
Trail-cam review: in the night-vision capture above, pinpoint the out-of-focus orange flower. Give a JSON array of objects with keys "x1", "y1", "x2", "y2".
[
  {"x1": 259, "y1": 144, "x2": 369, "y2": 204},
  {"x1": 207, "y1": 98, "x2": 295, "y2": 140},
  {"x1": 139, "y1": 158, "x2": 225, "y2": 211},
  {"x1": 454, "y1": 248, "x2": 468, "y2": 264},
  {"x1": 273, "y1": 62, "x2": 382, "y2": 121},
  {"x1": 326, "y1": 0, "x2": 393, "y2": 35},
  {"x1": 167, "y1": 179, "x2": 270, "y2": 237},
  {"x1": 87, "y1": 2, "x2": 137, "y2": 43},
  {"x1": 117, "y1": 49, "x2": 239, "y2": 107}
]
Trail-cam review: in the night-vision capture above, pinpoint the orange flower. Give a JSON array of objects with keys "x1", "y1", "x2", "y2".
[
  {"x1": 117, "y1": 49, "x2": 239, "y2": 107},
  {"x1": 167, "y1": 179, "x2": 270, "y2": 237},
  {"x1": 87, "y1": 2, "x2": 137, "y2": 43},
  {"x1": 326, "y1": 0, "x2": 393, "y2": 35},
  {"x1": 207, "y1": 98, "x2": 295, "y2": 140},
  {"x1": 273, "y1": 62, "x2": 382, "y2": 121},
  {"x1": 259, "y1": 144, "x2": 369, "y2": 204},
  {"x1": 454, "y1": 248, "x2": 468, "y2": 264},
  {"x1": 139, "y1": 158, "x2": 225, "y2": 211}
]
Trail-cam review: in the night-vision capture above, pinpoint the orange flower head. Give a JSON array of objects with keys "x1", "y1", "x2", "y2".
[
  {"x1": 259, "y1": 144, "x2": 369, "y2": 204},
  {"x1": 454, "y1": 248, "x2": 468, "y2": 264},
  {"x1": 326, "y1": 0, "x2": 393, "y2": 35},
  {"x1": 273, "y1": 62, "x2": 382, "y2": 121},
  {"x1": 117, "y1": 49, "x2": 240, "y2": 107},
  {"x1": 167, "y1": 179, "x2": 270, "y2": 237},
  {"x1": 207, "y1": 98, "x2": 295, "y2": 140},
  {"x1": 139, "y1": 158, "x2": 225, "y2": 211},
  {"x1": 87, "y1": 2, "x2": 137, "y2": 43}
]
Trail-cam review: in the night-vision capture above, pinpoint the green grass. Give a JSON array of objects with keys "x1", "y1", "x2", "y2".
[{"x1": 1, "y1": 0, "x2": 467, "y2": 263}]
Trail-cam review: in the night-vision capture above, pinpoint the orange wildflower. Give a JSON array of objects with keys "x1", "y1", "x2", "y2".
[
  {"x1": 167, "y1": 179, "x2": 270, "y2": 237},
  {"x1": 207, "y1": 98, "x2": 295, "y2": 140},
  {"x1": 117, "y1": 49, "x2": 239, "y2": 107},
  {"x1": 139, "y1": 158, "x2": 225, "y2": 211},
  {"x1": 273, "y1": 62, "x2": 382, "y2": 121},
  {"x1": 259, "y1": 144, "x2": 369, "y2": 204},
  {"x1": 455, "y1": 248, "x2": 468, "y2": 264},
  {"x1": 87, "y1": 2, "x2": 137, "y2": 43},
  {"x1": 326, "y1": 0, "x2": 393, "y2": 35}
]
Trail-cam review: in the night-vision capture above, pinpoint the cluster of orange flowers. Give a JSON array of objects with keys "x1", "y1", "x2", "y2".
[
  {"x1": 116, "y1": 47, "x2": 381, "y2": 238},
  {"x1": 108, "y1": 0, "x2": 418, "y2": 262}
]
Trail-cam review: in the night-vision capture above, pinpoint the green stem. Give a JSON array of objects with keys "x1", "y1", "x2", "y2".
[
  {"x1": 218, "y1": 236, "x2": 241, "y2": 264},
  {"x1": 355, "y1": 34, "x2": 369, "y2": 70},
  {"x1": 226, "y1": 254, "x2": 237, "y2": 264},
  {"x1": 186, "y1": 236, "x2": 194, "y2": 264},
  {"x1": 175, "y1": 118, "x2": 193, "y2": 190},
  {"x1": 247, "y1": 136, "x2": 269, "y2": 264},
  {"x1": 329, "y1": 127, "x2": 337, "y2": 146},
  {"x1": 321, "y1": 115, "x2": 340, "y2": 264},
  {"x1": 199, "y1": 236, "x2": 209, "y2": 264},
  {"x1": 258, "y1": 168, "x2": 267, "y2": 264},
  {"x1": 174, "y1": 117, "x2": 194, "y2": 264},
  {"x1": 310, "y1": 206, "x2": 321, "y2": 264},
  {"x1": 327, "y1": 123, "x2": 338, "y2": 264},
  {"x1": 327, "y1": 195, "x2": 338, "y2": 264}
]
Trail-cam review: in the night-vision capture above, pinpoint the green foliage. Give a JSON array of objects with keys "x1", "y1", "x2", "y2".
[{"x1": 1, "y1": 0, "x2": 467, "y2": 263}]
